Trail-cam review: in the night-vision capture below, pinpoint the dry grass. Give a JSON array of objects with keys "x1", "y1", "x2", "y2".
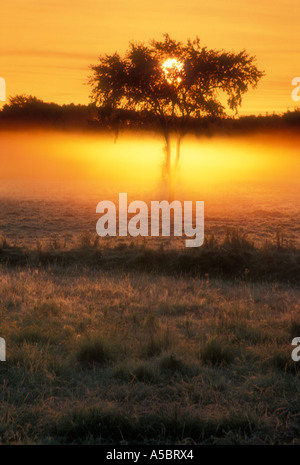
[
  {"x1": 0, "y1": 252, "x2": 300, "y2": 444},
  {"x1": 0, "y1": 229, "x2": 299, "y2": 283}
]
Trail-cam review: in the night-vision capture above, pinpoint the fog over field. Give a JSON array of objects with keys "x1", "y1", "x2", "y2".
[{"x1": 0, "y1": 129, "x2": 299, "y2": 247}]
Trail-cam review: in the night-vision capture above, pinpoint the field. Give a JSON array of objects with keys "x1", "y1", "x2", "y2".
[
  {"x1": 1, "y1": 232, "x2": 300, "y2": 445},
  {"x1": 0, "y1": 128, "x2": 300, "y2": 444},
  {"x1": 1, "y1": 0, "x2": 300, "y2": 447}
]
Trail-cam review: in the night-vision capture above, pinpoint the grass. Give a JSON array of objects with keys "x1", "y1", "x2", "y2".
[
  {"x1": 0, "y1": 229, "x2": 300, "y2": 283},
  {"x1": 76, "y1": 336, "x2": 120, "y2": 365},
  {"x1": 198, "y1": 338, "x2": 236, "y2": 366},
  {"x1": 50, "y1": 405, "x2": 265, "y2": 444},
  {"x1": 0, "y1": 235, "x2": 300, "y2": 444}
]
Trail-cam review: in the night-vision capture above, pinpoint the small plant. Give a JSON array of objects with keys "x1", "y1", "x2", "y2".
[
  {"x1": 114, "y1": 355, "x2": 192, "y2": 384},
  {"x1": 140, "y1": 329, "x2": 172, "y2": 359},
  {"x1": 144, "y1": 313, "x2": 159, "y2": 331},
  {"x1": 159, "y1": 353, "x2": 184, "y2": 373},
  {"x1": 49, "y1": 235, "x2": 65, "y2": 250},
  {"x1": 76, "y1": 336, "x2": 116, "y2": 364},
  {"x1": 289, "y1": 320, "x2": 300, "y2": 338},
  {"x1": 269, "y1": 349, "x2": 300, "y2": 374},
  {"x1": 0, "y1": 235, "x2": 10, "y2": 250},
  {"x1": 199, "y1": 338, "x2": 235, "y2": 366},
  {"x1": 78, "y1": 233, "x2": 99, "y2": 248},
  {"x1": 34, "y1": 301, "x2": 60, "y2": 317},
  {"x1": 222, "y1": 228, "x2": 254, "y2": 251},
  {"x1": 132, "y1": 363, "x2": 160, "y2": 384},
  {"x1": 11, "y1": 326, "x2": 47, "y2": 345}
]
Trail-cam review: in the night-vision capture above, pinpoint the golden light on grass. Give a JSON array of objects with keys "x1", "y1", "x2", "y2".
[{"x1": 162, "y1": 58, "x2": 183, "y2": 84}]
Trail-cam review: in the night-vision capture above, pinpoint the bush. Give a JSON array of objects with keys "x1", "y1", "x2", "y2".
[
  {"x1": 199, "y1": 338, "x2": 235, "y2": 366},
  {"x1": 289, "y1": 320, "x2": 300, "y2": 339},
  {"x1": 140, "y1": 329, "x2": 172, "y2": 359},
  {"x1": 76, "y1": 336, "x2": 117, "y2": 365},
  {"x1": 159, "y1": 353, "x2": 185, "y2": 374},
  {"x1": 269, "y1": 350, "x2": 300, "y2": 374}
]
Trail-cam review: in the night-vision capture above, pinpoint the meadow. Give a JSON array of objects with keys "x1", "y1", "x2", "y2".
[
  {"x1": 0, "y1": 231, "x2": 300, "y2": 444},
  {"x1": 0, "y1": 127, "x2": 299, "y2": 444}
]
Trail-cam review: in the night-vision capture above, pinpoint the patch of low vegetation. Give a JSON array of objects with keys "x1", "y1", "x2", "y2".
[
  {"x1": 50, "y1": 404, "x2": 267, "y2": 444},
  {"x1": 199, "y1": 338, "x2": 236, "y2": 366},
  {"x1": 76, "y1": 336, "x2": 120, "y2": 365},
  {"x1": 268, "y1": 349, "x2": 300, "y2": 375},
  {"x1": 0, "y1": 230, "x2": 299, "y2": 283},
  {"x1": 140, "y1": 328, "x2": 173, "y2": 359}
]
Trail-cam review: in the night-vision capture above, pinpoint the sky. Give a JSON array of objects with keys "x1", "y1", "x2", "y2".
[{"x1": 1, "y1": 0, "x2": 300, "y2": 114}]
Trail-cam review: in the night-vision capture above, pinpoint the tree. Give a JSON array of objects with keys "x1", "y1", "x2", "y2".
[{"x1": 89, "y1": 34, "x2": 264, "y2": 200}]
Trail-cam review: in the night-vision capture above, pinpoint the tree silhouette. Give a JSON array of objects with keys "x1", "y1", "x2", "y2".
[{"x1": 89, "y1": 34, "x2": 264, "y2": 199}]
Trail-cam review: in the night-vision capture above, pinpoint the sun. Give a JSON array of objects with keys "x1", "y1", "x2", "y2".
[{"x1": 162, "y1": 58, "x2": 183, "y2": 84}]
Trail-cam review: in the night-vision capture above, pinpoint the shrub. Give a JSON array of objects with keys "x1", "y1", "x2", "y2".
[
  {"x1": 140, "y1": 329, "x2": 172, "y2": 359},
  {"x1": 199, "y1": 338, "x2": 235, "y2": 366},
  {"x1": 289, "y1": 320, "x2": 300, "y2": 339},
  {"x1": 269, "y1": 350, "x2": 300, "y2": 374},
  {"x1": 76, "y1": 336, "x2": 117, "y2": 365},
  {"x1": 159, "y1": 353, "x2": 185, "y2": 373}
]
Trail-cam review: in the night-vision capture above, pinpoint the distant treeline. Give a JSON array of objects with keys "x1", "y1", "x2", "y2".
[
  {"x1": 1, "y1": 94, "x2": 300, "y2": 135},
  {"x1": 0, "y1": 95, "x2": 95, "y2": 129}
]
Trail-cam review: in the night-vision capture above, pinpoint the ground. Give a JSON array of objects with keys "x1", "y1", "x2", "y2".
[{"x1": 0, "y1": 234, "x2": 300, "y2": 444}]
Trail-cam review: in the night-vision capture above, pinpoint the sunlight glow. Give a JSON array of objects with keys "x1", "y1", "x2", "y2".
[
  {"x1": 162, "y1": 58, "x2": 183, "y2": 84},
  {"x1": 1, "y1": 130, "x2": 298, "y2": 202}
]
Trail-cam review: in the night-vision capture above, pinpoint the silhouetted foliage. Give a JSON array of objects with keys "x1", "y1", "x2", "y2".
[
  {"x1": 0, "y1": 94, "x2": 96, "y2": 128},
  {"x1": 1, "y1": 94, "x2": 300, "y2": 137}
]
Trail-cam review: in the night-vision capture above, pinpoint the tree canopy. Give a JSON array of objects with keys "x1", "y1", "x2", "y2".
[{"x1": 90, "y1": 34, "x2": 263, "y2": 123}]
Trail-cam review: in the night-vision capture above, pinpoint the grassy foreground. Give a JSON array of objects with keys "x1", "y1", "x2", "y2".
[{"x1": 0, "y1": 233, "x2": 300, "y2": 444}]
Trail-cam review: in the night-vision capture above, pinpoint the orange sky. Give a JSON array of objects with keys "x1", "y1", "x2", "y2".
[{"x1": 1, "y1": 0, "x2": 300, "y2": 115}]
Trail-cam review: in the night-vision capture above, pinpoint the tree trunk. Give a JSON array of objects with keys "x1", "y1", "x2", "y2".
[
  {"x1": 168, "y1": 169, "x2": 175, "y2": 202},
  {"x1": 162, "y1": 130, "x2": 183, "y2": 202},
  {"x1": 174, "y1": 134, "x2": 182, "y2": 176},
  {"x1": 167, "y1": 134, "x2": 182, "y2": 202}
]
